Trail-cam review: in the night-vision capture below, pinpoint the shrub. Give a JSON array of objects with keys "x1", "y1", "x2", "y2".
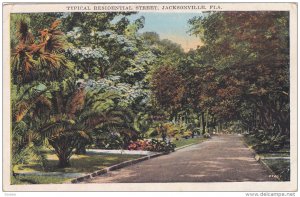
[
  {"x1": 182, "y1": 130, "x2": 193, "y2": 139},
  {"x1": 128, "y1": 139, "x2": 175, "y2": 153},
  {"x1": 192, "y1": 127, "x2": 202, "y2": 135},
  {"x1": 246, "y1": 131, "x2": 288, "y2": 153},
  {"x1": 203, "y1": 133, "x2": 211, "y2": 138},
  {"x1": 150, "y1": 139, "x2": 176, "y2": 152},
  {"x1": 127, "y1": 139, "x2": 153, "y2": 151}
]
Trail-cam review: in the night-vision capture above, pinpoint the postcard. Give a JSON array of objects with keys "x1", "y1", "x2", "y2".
[{"x1": 2, "y1": 2, "x2": 297, "y2": 192}]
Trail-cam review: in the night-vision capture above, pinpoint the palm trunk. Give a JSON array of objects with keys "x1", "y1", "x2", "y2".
[
  {"x1": 58, "y1": 155, "x2": 71, "y2": 168},
  {"x1": 49, "y1": 136, "x2": 76, "y2": 168}
]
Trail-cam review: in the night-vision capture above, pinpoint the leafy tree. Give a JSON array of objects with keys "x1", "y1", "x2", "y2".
[
  {"x1": 64, "y1": 13, "x2": 159, "y2": 142},
  {"x1": 151, "y1": 65, "x2": 185, "y2": 120},
  {"x1": 64, "y1": 13, "x2": 143, "y2": 79},
  {"x1": 189, "y1": 12, "x2": 289, "y2": 149},
  {"x1": 141, "y1": 32, "x2": 185, "y2": 67}
]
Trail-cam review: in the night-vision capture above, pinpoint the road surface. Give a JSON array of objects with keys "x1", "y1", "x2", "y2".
[{"x1": 82, "y1": 134, "x2": 276, "y2": 183}]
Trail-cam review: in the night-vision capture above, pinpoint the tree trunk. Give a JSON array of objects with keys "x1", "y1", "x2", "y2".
[
  {"x1": 201, "y1": 112, "x2": 205, "y2": 135},
  {"x1": 205, "y1": 110, "x2": 209, "y2": 132},
  {"x1": 162, "y1": 131, "x2": 167, "y2": 142},
  {"x1": 58, "y1": 155, "x2": 71, "y2": 168},
  {"x1": 48, "y1": 136, "x2": 75, "y2": 168}
]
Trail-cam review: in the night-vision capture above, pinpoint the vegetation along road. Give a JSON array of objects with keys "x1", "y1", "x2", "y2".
[{"x1": 83, "y1": 135, "x2": 276, "y2": 183}]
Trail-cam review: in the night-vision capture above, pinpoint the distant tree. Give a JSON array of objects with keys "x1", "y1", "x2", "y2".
[{"x1": 141, "y1": 32, "x2": 160, "y2": 45}]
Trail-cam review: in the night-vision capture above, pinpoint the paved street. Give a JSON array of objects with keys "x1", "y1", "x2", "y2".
[{"x1": 82, "y1": 135, "x2": 276, "y2": 183}]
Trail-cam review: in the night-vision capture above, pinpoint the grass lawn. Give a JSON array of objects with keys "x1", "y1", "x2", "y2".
[
  {"x1": 263, "y1": 159, "x2": 290, "y2": 181},
  {"x1": 173, "y1": 137, "x2": 206, "y2": 148},
  {"x1": 13, "y1": 151, "x2": 142, "y2": 184},
  {"x1": 260, "y1": 152, "x2": 290, "y2": 158},
  {"x1": 13, "y1": 137, "x2": 206, "y2": 184},
  {"x1": 11, "y1": 174, "x2": 71, "y2": 184},
  {"x1": 243, "y1": 134, "x2": 290, "y2": 181}
]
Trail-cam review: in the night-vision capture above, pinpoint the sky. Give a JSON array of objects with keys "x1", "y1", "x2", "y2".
[{"x1": 130, "y1": 12, "x2": 204, "y2": 52}]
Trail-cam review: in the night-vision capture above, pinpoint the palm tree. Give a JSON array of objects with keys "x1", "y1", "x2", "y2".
[
  {"x1": 11, "y1": 17, "x2": 139, "y2": 169},
  {"x1": 11, "y1": 17, "x2": 73, "y2": 169},
  {"x1": 11, "y1": 17, "x2": 72, "y2": 87},
  {"x1": 33, "y1": 80, "x2": 137, "y2": 167}
]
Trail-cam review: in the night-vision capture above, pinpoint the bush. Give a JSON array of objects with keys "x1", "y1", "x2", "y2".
[
  {"x1": 203, "y1": 133, "x2": 211, "y2": 138},
  {"x1": 182, "y1": 130, "x2": 193, "y2": 139},
  {"x1": 192, "y1": 127, "x2": 202, "y2": 135},
  {"x1": 147, "y1": 122, "x2": 193, "y2": 140},
  {"x1": 127, "y1": 139, "x2": 153, "y2": 151},
  {"x1": 150, "y1": 139, "x2": 176, "y2": 152},
  {"x1": 128, "y1": 139, "x2": 175, "y2": 153},
  {"x1": 246, "y1": 131, "x2": 288, "y2": 153}
]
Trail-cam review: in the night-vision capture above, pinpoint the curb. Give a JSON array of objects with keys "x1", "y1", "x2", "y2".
[
  {"x1": 69, "y1": 152, "x2": 167, "y2": 184},
  {"x1": 68, "y1": 138, "x2": 208, "y2": 184},
  {"x1": 241, "y1": 138, "x2": 260, "y2": 160},
  {"x1": 241, "y1": 136, "x2": 280, "y2": 181}
]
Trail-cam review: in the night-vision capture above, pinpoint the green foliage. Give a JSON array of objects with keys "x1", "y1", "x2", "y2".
[
  {"x1": 150, "y1": 139, "x2": 176, "y2": 153},
  {"x1": 10, "y1": 12, "x2": 150, "y2": 170},
  {"x1": 146, "y1": 122, "x2": 193, "y2": 140},
  {"x1": 10, "y1": 15, "x2": 71, "y2": 168},
  {"x1": 245, "y1": 131, "x2": 288, "y2": 153},
  {"x1": 188, "y1": 11, "x2": 289, "y2": 145},
  {"x1": 64, "y1": 13, "x2": 146, "y2": 79},
  {"x1": 141, "y1": 32, "x2": 184, "y2": 66}
]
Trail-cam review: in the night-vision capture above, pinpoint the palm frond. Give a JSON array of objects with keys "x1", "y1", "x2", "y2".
[
  {"x1": 45, "y1": 33, "x2": 66, "y2": 52},
  {"x1": 50, "y1": 20, "x2": 61, "y2": 30},
  {"x1": 16, "y1": 18, "x2": 34, "y2": 45},
  {"x1": 85, "y1": 90, "x2": 121, "y2": 107},
  {"x1": 38, "y1": 53, "x2": 67, "y2": 69},
  {"x1": 13, "y1": 85, "x2": 50, "y2": 122},
  {"x1": 118, "y1": 128, "x2": 138, "y2": 138},
  {"x1": 12, "y1": 17, "x2": 71, "y2": 85},
  {"x1": 37, "y1": 118, "x2": 75, "y2": 140},
  {"x1": 66, "y1": 88, "x2": 85, "y2": 115}
]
